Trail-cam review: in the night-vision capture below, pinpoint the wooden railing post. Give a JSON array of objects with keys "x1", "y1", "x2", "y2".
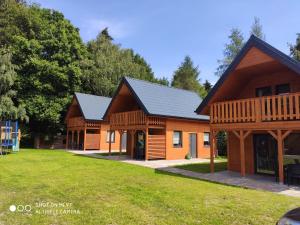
[{"x1": 255, "y1": 98, "x2": 262, "y2": 122}]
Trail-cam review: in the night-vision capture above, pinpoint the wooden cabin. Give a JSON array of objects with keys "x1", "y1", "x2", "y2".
[
  {"x1": 196, "y1": 35, "x2": 300, "y2": 183},
  {"x1": 65, "y1": 93, "x2": 123, "y2": 151},
  {"x1": 103, "y1": 77, "x2": 210, "y2": 160}
]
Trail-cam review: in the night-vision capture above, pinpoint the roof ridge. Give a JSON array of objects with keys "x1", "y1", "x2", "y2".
[
  {"x1": 124, "y1": 76, "x2": 202, "y2": 97},
  {"x1": 75, "y1": 92, "x2": 112, "y2": 100}
]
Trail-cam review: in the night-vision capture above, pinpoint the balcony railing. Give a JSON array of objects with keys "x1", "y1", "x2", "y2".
[
  {"x1": 67, "y1": 117, "x2": 100, "y2": 128},
  {"x1": 210, "y1": 92, "x2": 300, "y2": 124},
  {"x1": 110, "y1": 110, "x2": 165, "y2": 128}
]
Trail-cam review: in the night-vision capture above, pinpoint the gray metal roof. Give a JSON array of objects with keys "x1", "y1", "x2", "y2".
[
  {"x1": 75, "y1": 92, "x2": 111, "y2": 121},
  {"x1": 124, "y1": 77, "x2": 209, "y2": 121}
]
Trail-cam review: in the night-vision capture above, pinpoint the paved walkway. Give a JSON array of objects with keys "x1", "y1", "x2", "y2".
[
  {"x1": 68, "y1": 150, "x2": 300, "y2": 198},
  {"x1": 158, "y1": 167, "x2": 300, "y2": 198},
  {"x1": 68, "y1": 150, "x2": 209, "y2": 168}
]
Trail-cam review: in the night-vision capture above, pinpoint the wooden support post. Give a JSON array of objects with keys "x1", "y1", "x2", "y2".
[
  {"x1": 77, "y1": 130, "x2": 80, "y2": 150},
  {"x1": 145, "y1": 128, "x2": 149, "y2": 161},
  {"x1": 277, "y1": 130, "x2": 284, "y2": 184},
  {"x1": 83, "y1": 128, "x2": 86, "y2": 151},
  {"x1": 210, "y1": 130, "x2": 216, "y2": 173},
  {"x1": 130, "y1": 130, "x2": 135, "y2": 159},
  {"x1": 239, "y1": 130, "x2": 246, "y2": 177},
  {"x1": 108, "y1": 130, "x2": 112, "y2": 156},
  {"x1": 226, "y1": 131, "x2": 230, "y2": 171},
  {"x1": 66, "y1": 129, "x2": 69, "y2": 149},
  {"x1": 71, "y1": 130, "x2": 74, "y2": 150},
  {"x1": 98, "y1": 127, "x2": 101, "y2": 151},
  {"x1": 119, "y1": 130, "x2": 123, "y2": 155}
]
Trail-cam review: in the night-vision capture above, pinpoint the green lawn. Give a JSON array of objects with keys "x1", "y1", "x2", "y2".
[
  {"x1": 175, "y1": 158, "x2": 227, "y2": 173},
  {"x1": 0, "y1": 150, "x2": 299, "y2": 225}
]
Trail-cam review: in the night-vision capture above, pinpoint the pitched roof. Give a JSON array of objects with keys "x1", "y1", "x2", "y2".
[
  {"x1": 104, "y1": 77, "x2": 209, "y2": 121},
  {"x1": 195, "y1": 35, "x2": 300, "y2": 114},
  {"x1": 75, "y1": 92, "x2": 111, "y2": 121}
]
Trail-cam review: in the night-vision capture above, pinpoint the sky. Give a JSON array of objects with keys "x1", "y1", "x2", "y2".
[{"x1": 33, "y1": 0, "x2": 300, "y2": 84}]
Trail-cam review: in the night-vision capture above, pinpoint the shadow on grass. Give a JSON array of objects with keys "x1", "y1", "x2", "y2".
[
  {"x1": 153, "y1": 168, "x2": 245, "y2": 189},
  {"x1": 175, "y1": 161, "x2": 227, "y2": 173}
]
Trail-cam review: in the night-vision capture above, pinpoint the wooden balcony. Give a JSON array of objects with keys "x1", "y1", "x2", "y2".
[
  {"x1": 67, "y1": 117, "x2": 101, "y2": 128},
  {"x1": 210, "y1": 92, "x2": 300, "y2": 130},
  {"x1": 110, "y1": 110, "x2": 165, "y2": 130}
]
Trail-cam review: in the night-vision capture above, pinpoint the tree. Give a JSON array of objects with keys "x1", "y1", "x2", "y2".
[
  {"x1": 171, "y1": 56, "x2": 206, "y2": 98},
  {"x1": 215, "y1": 29, "x2": 244, "y2": 76},
  {"x1": 81, "y1": 28, "x2": 163, "y2": 97},
  {"x1": 0, "y1": 48, "x2": 27, "y2": 121},
  {"x1": 290, "y1": 33, "x2": 300, "y2": 61},
  {"x1": 203, "y1": 80, "x2": 212, "y2": 93},
  {"x1": 0, "y1": 1, "x2": 87, "y2": 146},
  {"x1": 250, "y1": 17, "x2": 265, "y2": 40}
]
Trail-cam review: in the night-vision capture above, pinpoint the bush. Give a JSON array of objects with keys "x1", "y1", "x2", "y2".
[{"x1": 185, "y1": 153, "x2": 192, "y2": 160}]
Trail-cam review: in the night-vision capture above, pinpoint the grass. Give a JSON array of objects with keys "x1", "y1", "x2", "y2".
[
  {"x1": 175, "y1": 158, "x2": 227, "y2": 173},
  {"x1": 0, "y1": 150, "x2": 299, "y2": 225}
]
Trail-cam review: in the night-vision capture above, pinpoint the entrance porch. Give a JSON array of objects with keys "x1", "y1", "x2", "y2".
[{"x1": 108, "y1": 110, "x2": 167, "y2": 160}]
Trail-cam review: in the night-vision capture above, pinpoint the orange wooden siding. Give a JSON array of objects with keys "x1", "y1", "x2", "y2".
[
  {"x1": 100, "y1": 123, "x2": 121, "y2": 151},
  {"x1": 148, "y1": 134, "x2": 166, "y2": 159},
  {"x1": 165, "y1": 119, "x2": 210, "y2": 160}
]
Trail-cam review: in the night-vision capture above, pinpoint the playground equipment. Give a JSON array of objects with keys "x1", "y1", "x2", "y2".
[{"x1": 0, "y1": 121, "x2": 20, "y2": 155}]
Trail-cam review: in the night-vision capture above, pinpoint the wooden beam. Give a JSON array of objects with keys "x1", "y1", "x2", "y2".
[
  {"x1": 145, "y1": 128, "x2": 149, "y2": 160},
  {"x1": 130, "y1": 130, "x2": 135, "y2": 159},
  {"x1": 226, "y1": 131, "x2": 230, "y2": 170},
  {"x1": 210, "y1": 131, "x2": 216, "y2": 173},
  {"x1": 83, "y1": 128, "x2": 86, "y2": 151},
  {"x1": 277, "y1": 130, "x2": 284, "y2": 183},
  {"x1": 232, "y1": 130, "x2": 240, "y2": 139},
  {"x1": 77, "y1": 130, "x2": 80, "y2": 150},
  {"x1": 240, "y1": 130, "x2": 246, "y2": 177},
  {"x1": 282, "y1": 130, "x2": 292, "y2": 140},
  {"x1": 108, "y1": 130, "x2": 112, "y2": 156},
  {"x1": 243, "y1": 130, "x2": 251, "y2": 139},
  {"x1": 119, "y1": 130, "x2": 123, "y2": 155},
  {"x1": 98, "y1": 125, "x2": 102, "y2": 151},
  {"x1": 267, "y1": 130, "x2": 278, "y2": 140}
]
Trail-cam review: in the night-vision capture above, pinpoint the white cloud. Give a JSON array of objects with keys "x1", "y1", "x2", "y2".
[{"x1": 81, "y1": 18, "x2": 133, "y2": 41}]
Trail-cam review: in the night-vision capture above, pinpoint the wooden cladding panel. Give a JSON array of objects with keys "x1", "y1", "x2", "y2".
[
  {"x1": 210, "y1": 93, "x2": 300, "y2": 124},
  {"x1": 148, "y1": 135, "x2": 166, "y2": 160},
  {"x1": 85, "y1": 133, "x2": 100, "y2": 149}
]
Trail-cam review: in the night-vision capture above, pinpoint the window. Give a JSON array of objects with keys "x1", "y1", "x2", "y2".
[
  {"x1": 173, "y1": 131, "x2": 182, "y2": 148},
  {"x1": 106, "y1": 131, "x2": 115, "y2": 143},
  {"x1": 204, "y1": 132, "x2": 210, "y2": 146},
  {"x1": 275, "y1": 83, "x2": 290, "y2": 95},
  {"x1": 256, "y1": 86, "x2": 272, "y2": 97}
]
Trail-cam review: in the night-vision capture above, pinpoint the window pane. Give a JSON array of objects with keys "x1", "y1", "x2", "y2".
[
  {"x1": 204, "y1": 133, "x2": 210, "y2": 142},
  {"x1": 173, "y1": 131, "x2": 182, "y2": 147},
  {"x1": 204, "y1": 132, "x2": 210, "y2": 145},
  {"x1": 106, "y1": 131, "x2": 115, "y2": 143},
  {"x1": 276, "y1": 84, "x2": 290, "y2": 95}
]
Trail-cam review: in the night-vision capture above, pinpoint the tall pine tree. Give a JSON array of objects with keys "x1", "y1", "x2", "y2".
[
  {"x1": 215, "y1": 28, "x2": 244, "y2": 76},
  {"x1": 171, "y1": 56, "x2": 206, "y2": 98},
  {"x1": 290, "y1": 34, "x2": 300, "y2": 61},
  {"x1": 250, "y1": 17, "x2": 265, "y2": 40}
]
